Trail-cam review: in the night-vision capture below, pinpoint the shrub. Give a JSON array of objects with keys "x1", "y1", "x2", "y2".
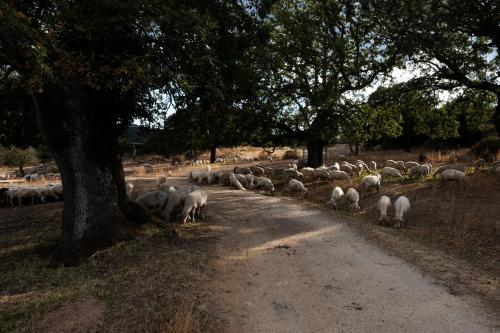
[
  {"x1": 282, "y1": 150, "x2": 300, "y2": 160},
  {"x1": 0, "y1": 146, "x2": 39, "y2": 175},
  {"x1": 471, "y1": 136, "x2": 500, "y2": 161}
]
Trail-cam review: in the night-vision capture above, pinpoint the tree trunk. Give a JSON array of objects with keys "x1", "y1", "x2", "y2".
[
  {"x1": 32, "y1": 89, "x2": 143, "y2": 265},
  {"x1": 306, "y1": 139, "x2": 324, "y2": 167},
  {"x1": 355, "y1": 142, "x2": 359, "y2": 156},
  {"x1": 19, "y1": 165, "x2": 24, "y2": 176},
  {"x1": 210, "y1": 145, "x2": 216, "y2": 164}
]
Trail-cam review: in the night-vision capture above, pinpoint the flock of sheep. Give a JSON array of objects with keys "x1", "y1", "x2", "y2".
[{"x1": 0, "y1": 183, "x2": 63, "y2": 207}]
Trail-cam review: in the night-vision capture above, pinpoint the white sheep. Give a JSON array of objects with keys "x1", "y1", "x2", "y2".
[
  {"x1": 386, "y1": 160, "x2": 407, "y2": 172},
  {"x1": 381, "y1": 167, "x2": 403, "y2": 178},
  {"x1": 405, "y1": 161, "x2": 419, "y2": 168},
  {"x1": 329, "y1": 170, "x2": 350, "y2": 180},
  {"x1": 254, "y1": 177, "x2": 275, "y2": 195},
  {"x1": 339, "y1": 164, "x2": 354, "y2": 174},
  {"x1": 369, "y1": 161, "x2": 377, "y2": 171},
  {"x1": 126, "y1": 182, "x2": 134, "y2": 198},
  {"x1": 39, "y1": 186, "x2": 60, "y2": 202},
  {"x1": 300, "y1": 167, "x2": 315, "y2": 178},
  {"x1": 229, "y1": 172, "x2": 246, "y2": 190},
  {"x1": 283, "y1": 168, "x2": 303, "y2": 183},
  {"x1": 376, "y1": 195, "x2": 391, "y2": 224},
  {"x1": 252, "y1": 166, "x2": 265, "y2": 177},
  {"x1": 361, "y1": 174, "x2": 381, "y2": 196},
  {"x1": 288, "y1": 179, "x2": 308, "y2": 199},
  {"x1": 135, "y1": 190, "x2": 168, "y2": 214},
  {"x1": 313, "y1": 168, "x2": 330, "y2": 181},
  {"x1": 408, "y1": 165, "x2": 431, "y2": 180},
  {"x1": 181, "y1": 190, "x2": 208, "y2": 223},
  {"x1": 234, "y1": 167, "x2": 252, "y2": 175},
  {"x1": 393, "y1": 196, "x2": 410, "y2": 228},
  {"x1": 328, "y1": 162, "x2": 340, "y2": 171},
  {"x1": 245, "y1": 174, "x2": 256, "y2": 188},
  {"x1": 327, "y1": 186, "x2": 344, "y2": 210},
  {"x1": 345, "y1": 188, "x2": 360, "y2": 212},
  {"x1": 439, "y1": 169, "x2": 469, "y2": 188},
  {"x1": 235, "y1": 174, "x2": 250, "y2": 188},
  {"x1": 156, "y1": 175, "x2": 168, "y2": 187}
]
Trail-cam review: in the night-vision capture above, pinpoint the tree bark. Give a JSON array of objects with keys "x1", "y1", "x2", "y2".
[
  {"x1": 32, "y1": 87, "x2": 143, "y2": 265},
  {"x1": 210, "y1": 145, "x2": 216, "y2": 164},
  {"x1": 355, "y1": 142, "x2": 359, "y2": 156},
  {"x1": 306, "y1": 139, "x2": 324, "y2": 167}
]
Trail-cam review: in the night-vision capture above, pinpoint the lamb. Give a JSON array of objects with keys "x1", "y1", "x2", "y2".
[
  {"x1": 344, "y1": 188, "x2": 360, "y2": 212},
  {"x1": 381, "y1": 167, "x2": 403, "y2": 178},
  {"x1": 408, "y1": 164, "x2": 431, "y2": 179},
  {"x1": 327, "y1": 186, "x2": 344, "y2": 210},
  {"x1": 329, "y1": 170, "x2": 350, "y2": 180},
  {"x1": 369, "y1": 161, "x2": 377, "y2": 171},
  {"x1": 135, "y1": 190, "x2": 168, "y2": 214},
  {"x1": 229, "y1": 172, "x2": 246, "y2": 190},
  {"x1": 393, "y1": 196, "x2": 410, "y2": 228},
  {"x1": 288, "y1": 179, "x2": 308, "y2": 199},
  {"x1": 181, "y1": 190, "x2": 208, "y2": 223},
  {"x1": 439, "y1": 169, "x2": 469, "y2": 188},
  {"x1": 254, "y1": 177, "x2": 275, "y2": 195},
  {"x1": 376, "y1": 196, "x2": 391, "y2": 224},
  {"x1": 156, "y1": 175, "x2": 168, "y2": 187},
  {"x1": 312, "y1": 168, "x2": 330, "y2": 181},
  {"x1": 361, "y1": 174, "x2": 381, "y2": 196},
  {"x1": 234, "y1": 167, "x2": 252, "y2": 175}
]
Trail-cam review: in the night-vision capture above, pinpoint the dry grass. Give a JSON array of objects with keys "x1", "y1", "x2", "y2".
[{"x1": 0, "y1": 183, "x2": 215, "y2": 332}]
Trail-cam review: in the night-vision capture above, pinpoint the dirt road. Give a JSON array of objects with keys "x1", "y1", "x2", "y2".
[{"x1": 202, "y1": 185, "x2": 500, "y2": 333}]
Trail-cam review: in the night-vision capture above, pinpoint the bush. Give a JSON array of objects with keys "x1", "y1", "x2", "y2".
[
  {"x1": 282, "y1": 150, "x2": 300, "y2": 160},
  {"x1": 471, "y1": 136, "x2": 500, "y2": 161}
]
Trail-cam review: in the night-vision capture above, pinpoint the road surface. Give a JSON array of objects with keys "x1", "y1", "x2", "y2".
[{"x1": 200, "y1": 185, "x2": 500, "y2": 333}]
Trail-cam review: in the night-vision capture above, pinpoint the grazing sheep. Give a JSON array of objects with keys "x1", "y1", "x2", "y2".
[
  {"x1": 135, "y1": 190, "x2": 168, "y2": 214},
  {"x1": 181, "y1": 190, "x2": 208, "y2": 223},
  {"x1": 329, "y1": 170, "x2": 350, "y2": 180},
  {"x1": 156, "y1": 175, "x2": 168, "y2": 187},
  {"x1": 39, "y1": 186, "x2": 60, "y2": 202},
  {"x1": 439, "y1": 169, "x2": 469, "y2": 188},
  {"x1": 300, "y1": 167, "x2": 315, "y2": 178},
  {"x1": 361, "y1": 174, "x2": 381, "y2": 197},
  {"x1": 339, "y1": 164, "x2": 354, "y2": 175},
  {"x1": 393, "y1": 196, "x2": 410, "y2": 228},
  {"x1": 218, "y1": 172, "x2": 231, "y2": 186},
  {"x1": 405, "y1": 161, "x2": 420, "y2": 168},
  {"x1": 386, "y1": 160, "x2": 407, "y2": 172},
  {"x1": 245, "y1": 174, "x2": 256, "y2": 188},
  {"x1": 328, "y1": 162, "x2": 340, "y2": 171},
  {"x1": 283, "y1": 168, "x2": 303, "y2": 183},
  {"x1": 344, "y1": 188, "x2": 360, "y2": 212},
  {"x1": 263, "y1": 167, "x2": 274, "y2": 177},
  {"x1": 369, "y1": 161, "x2": 377, "y2": 171},
  {"x1": 376, "y1": 196, "x2": 391, "y2": 224},
  {"x1": 408, "y1": 165, "x2": 431, "y2": 179},
  {"x1": 254, "y1": 177, "x2": 275, "y2": 195},
  {"x1": 288, "y1": 179, "x2": 308, "y2": 199},
  {"x1": 252, "y1": 166, "x2": 265, "y2": 177},
  {"x1": 313, "y1": 168, "x2": 330, "y2": 181},
  {"x1": 126, "y1": 182, "x2": 134, "y2": 198},
  {"x1": 229, "y1": 172, "x2": 246, "y2": 190},
  {"x1": 381, "y1": 167, "x2": 403, "y2": 178},
  {"x1": 234, "y1": 167, "x2": 252, "y2": 175},
  {"x1": 235, "y1": 174, "x2": 250, "y2": 188},
  {"x1": 327, "y1": 186, "x2": 344, "y2": 210},
  {"x1": 194, "y1": 171, "x2": 213, "y2": 185}
]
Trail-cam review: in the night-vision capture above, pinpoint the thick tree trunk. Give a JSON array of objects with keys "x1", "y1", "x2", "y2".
[
  {"x1": 355, "y1": 142, "x2": 359, "y2": 156},
  {"x1": 210, "y1": 145, "x2": 216, "y2": 164},
  {"x1": 32, "y1": 89, "x2": 145, "y2": 265},
  {"x1": 306, "y1": 139, "x2": 324, "y2": 167}
]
